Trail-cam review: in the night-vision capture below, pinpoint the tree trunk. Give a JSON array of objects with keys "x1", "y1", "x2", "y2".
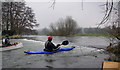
[{"x1": 10, "y1": 2, "x2": 14, "y2": 30}]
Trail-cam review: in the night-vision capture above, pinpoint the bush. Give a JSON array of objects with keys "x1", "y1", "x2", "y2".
[
  {"x1": 106, "y1": 43, "x2": 120, "y2": 55},
  {"x1": 2, "y1": 30, "x2": 15, "y2": 36}
]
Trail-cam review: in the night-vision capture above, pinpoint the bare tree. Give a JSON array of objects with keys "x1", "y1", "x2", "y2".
[
  {"x1": 99, "y1": 0, "x2": 114, "y2": 26},
  {"x1": 0, "y1": 1, "x2": 2, "y2": 36},
  {"x1": 2, "y1": 2, "x2": 39, "y2": 35},
  {"x1": 98, "y1": 1, "x2": 120, "y2": 40},
  {"x1": 49, "y1": 16, "x2": 78, "y2": 36},
  {"x1": 101, "y1": 1, "x2": 120, "y2": 55}
]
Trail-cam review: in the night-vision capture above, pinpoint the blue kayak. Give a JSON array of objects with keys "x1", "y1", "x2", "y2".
[{"x1": 24, "y1": 46, "x2": 75, "y2": 54}]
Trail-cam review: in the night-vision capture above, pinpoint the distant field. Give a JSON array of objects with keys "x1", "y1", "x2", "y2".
[
  {"x1": 0, "y1": 36, "x2": 2, "y2": 39},
  {"x1": 0, "y1": 35, "x2": 22, "y2": 39},
  {"x1": 0, "y1": 34, "x2": 112, "y2": 39},
  {"x1": 75, "y1": 34, "x2": 112, "y2": 37}
]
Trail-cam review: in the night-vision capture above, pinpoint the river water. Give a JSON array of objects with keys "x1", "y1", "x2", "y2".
[{"x1": 1, "y1": 36, "x2": 112, "y2": 69}]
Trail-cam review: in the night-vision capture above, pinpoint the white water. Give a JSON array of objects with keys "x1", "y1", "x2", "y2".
[{"x1": 1, "y1": 36, "x2": 110, "y2": 68}]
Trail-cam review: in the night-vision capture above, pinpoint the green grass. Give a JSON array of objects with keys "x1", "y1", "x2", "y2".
[
  {"x1": 0, "y1": 36, "x2": 2, "y2": 39},
  {"x1": 0, "y1": 34, "x2": 112, "y2": 39},
  {"x1": 74, "y1": 34, "x2": 112, "y2": 37},
  {"x1": 9, "y1": 35, "x2": 22, "y2": 39},
  {"x1": 0, "y1": 35, "x2": 22, "y2": 39}
]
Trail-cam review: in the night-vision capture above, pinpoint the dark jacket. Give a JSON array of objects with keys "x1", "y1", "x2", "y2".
[{"x1": 44, "y1": 40, "x2": 58, "y2": 51}]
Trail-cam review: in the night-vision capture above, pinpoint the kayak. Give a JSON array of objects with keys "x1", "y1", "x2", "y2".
[
  {"x1": 24, "y1": 46, "x2": 75, "y2": 54},
  {"x1": 0, "y1": 42, "x2": 23, "y2": 51}
]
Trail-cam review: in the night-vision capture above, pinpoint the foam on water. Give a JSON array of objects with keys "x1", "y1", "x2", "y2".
[{"x1": 23, "y1": 38, "x2": 45, "y2": 45}]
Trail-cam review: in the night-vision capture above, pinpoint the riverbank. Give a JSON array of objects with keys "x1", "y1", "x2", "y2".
[
  {"x1": 0, "y1": 36, "x2": 2, "y2": 39},
  {"x1": 75, "y1": 34, "x2": 112, "y2": 37},
  {"x1": 30, "y1": 34, "x2": 112, "y2": 37},
  {"x1": 0, "y1": 35, "x2": 22, "y2": 39},
  {"x1": 104, "y1": 42, "x2": 120, "y2": 62}
]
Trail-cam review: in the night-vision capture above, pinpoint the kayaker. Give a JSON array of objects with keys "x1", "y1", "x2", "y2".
[
  {"x1": 2, "y1": 34, "x2": 11, "y2": 47},
  {"x1": 44, "y1": 36, "x2": 60, "y2": 51}
]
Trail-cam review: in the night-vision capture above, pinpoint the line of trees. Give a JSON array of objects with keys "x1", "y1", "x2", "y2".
[
  {"x1": 1, "y1": 1, "x2": 39, "y2": 35},
  {"x1": 37, "y1": 16, "x2": 110, "y2": 36},
  {"x1": 77, "y1": 27, "x2": 109, "y2": 35},
  {"x1": 38, "y1": 27, "x2": 110, "y2": 35}
]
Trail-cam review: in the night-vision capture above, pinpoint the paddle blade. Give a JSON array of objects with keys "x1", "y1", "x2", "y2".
[{"x1": 62, "y1": 40, "x2": 69, "y2": 45}]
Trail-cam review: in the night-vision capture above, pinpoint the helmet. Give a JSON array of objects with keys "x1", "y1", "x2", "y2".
[{"x1": 48, "y1": 36, "x2": 52, "y2": 40}]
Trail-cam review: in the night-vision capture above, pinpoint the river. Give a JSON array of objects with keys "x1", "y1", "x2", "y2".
[{"x1": 1, "y1": 36, "x2": 112, "y2": 69}]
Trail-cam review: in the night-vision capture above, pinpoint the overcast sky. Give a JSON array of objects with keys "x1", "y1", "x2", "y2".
[{"x1": 25, "y1": 1, "x2": 106, "y2": 29}]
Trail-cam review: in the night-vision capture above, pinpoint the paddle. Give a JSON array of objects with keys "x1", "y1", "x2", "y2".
[
  {"x1": 61, "y1": 40, "x2": 69, "y2": 45},
  {"x1": 56, "y1": 40, "x2": 69, "y2": 49},
  {"x1": 57, "y1": 40, "x2": 69, "y2": 47}
]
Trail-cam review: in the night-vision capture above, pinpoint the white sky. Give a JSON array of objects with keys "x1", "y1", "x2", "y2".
[{"x1": 25, "y1": 0, "x2": 109, "y2": 29}]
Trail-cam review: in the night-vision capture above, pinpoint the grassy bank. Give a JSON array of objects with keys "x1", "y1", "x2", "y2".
[
  {"x1": 0, "y1": 34, "x2": 112, "y2": 39},
  {"x1": 0, "y1": 36, "x2": 2, "y2": 39},
  {"x1": 75, "y1": 34, "x2": 112, "y2": 37},
  {"x1": 10, "y1": 35, "x2": 22, "y2": 39},
  {"x1": 0, "y1": 35, "x2": 22, "y2": 39}
]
